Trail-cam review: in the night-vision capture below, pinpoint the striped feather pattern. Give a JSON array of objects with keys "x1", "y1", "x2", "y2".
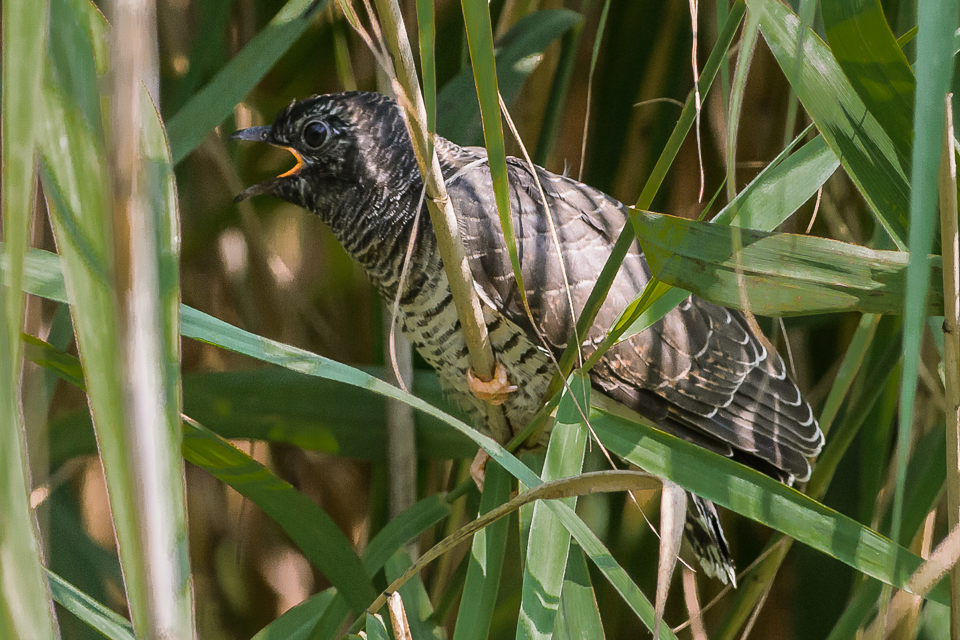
[{"x1": 234, "y1": 92, "x2": 825, "y2": 584}]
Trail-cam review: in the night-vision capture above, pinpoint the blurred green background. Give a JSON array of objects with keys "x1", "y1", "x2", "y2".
[{"x1": 6, "y1": 0, "x2": 958, "y2": 638}]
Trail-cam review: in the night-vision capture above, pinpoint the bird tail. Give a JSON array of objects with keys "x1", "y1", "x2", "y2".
[{"x1": 685, "y1": 495, "x2": 737, "y2": 587}]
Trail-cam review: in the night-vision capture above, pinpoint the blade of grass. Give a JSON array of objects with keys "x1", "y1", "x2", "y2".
[
  {"x1": 781, "y1": 0, "x2": 817, "y2": 149},
  {"x1": 47, "y1": 570, "x2": 136, "y2": 640},
  {"x1": 748, "y1": 0, "x2": 911, "y2": 248},
  {"x1": 631, "y1": 210, "x2": 944, "y2": 316},
  {"x1": 817, "y1": 314, "x2": 880, "y2": 435},
  {"x1": 459, "y1": 0, "x2": 529, "y2": 315},
  {"x1": 858, "y1": 356, "x2": 899, "y2": 527},
  {"x1": 806, "y1": 334, "x2": 902, "y2": 503},
  {"x1": 40, "y1": 0, "x2": 155, "y2": 629},
  {"x1": 0, "y1": 0, "x2": 58, "y2": 636},
  {"x1": 891, "y1": 0, "x2": 957, "y2": 632},
  {"x1": 183, "y1": 417, "x2": 378, "y2": 614},
  {"x1": 939, "y1": 91, "x2": 960, "y2": 637},
  {"x1": 452, "y1": 461, "x2": 511, "y2": 640},
  {"x1": 589, "y1": 406, "x2": 950, "y2": 606},
  {"x1": 517, "y1": 375, "x2": 590, "y2": 640},
  {"x1": 109, "y1": 0, "x2": 194, "y2": 624},
  {"x1": 553, "y1": 545, "x2": 604, "y2": 640},
  {"x1": 821, "y1": 0, "x2": 915, "y2": 168},
  {"x1": 578, "y1": 0, "x2": 611, "y2": 182},
  {"x1": 724, "y1": 8, "x2": 760, "y2": 201},
  {"x1": 252, "y1": 590, "x2": 338, "y2": 640}
]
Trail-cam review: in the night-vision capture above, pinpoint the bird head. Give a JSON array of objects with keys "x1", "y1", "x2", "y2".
[{"x1": 232, "y1": 92, "x2": 416, "y2": 220}]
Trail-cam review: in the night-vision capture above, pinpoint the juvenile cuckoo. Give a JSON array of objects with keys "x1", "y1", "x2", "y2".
[{"x1": 233, "y1": 91, "x2": 823, "y2": 584}]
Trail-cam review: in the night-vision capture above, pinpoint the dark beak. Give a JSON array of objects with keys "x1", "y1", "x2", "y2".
[
  {"x1": 231, "y1": 126, "x2": 272, "y2": 142},
  {"x1": 232, "y1": 126, "x2": 289, "y2": 202}
]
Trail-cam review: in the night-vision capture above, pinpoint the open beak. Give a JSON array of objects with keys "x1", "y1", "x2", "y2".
[{"x1": 232, "y1": 126, "x2": 305, "y2": 202}]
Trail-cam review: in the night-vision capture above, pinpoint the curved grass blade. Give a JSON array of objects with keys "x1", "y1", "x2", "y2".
[
  {"x1": 589, "y1": 407, "x2": 949, "y2": 606},
  {"x1": 891, "y1": 0, "x2": 958, "y2": 623},
  {"x1": 252, "y1": 589, "x2": 338, "y2": 640},
  {"x1": 1, "y1": 0, "x2": 58, "y2": 635},
  {"x1": 167, "y1": 0, "x2": 328, "y2": 164},
  {"x1": 458, "y1": 0, "x2": 528, "y2": 310},
  {"x1": 7, "y1": 243, "x2": 539, "y2": 486},
  {"x1": 747, "y1": 0, "x2": 910, "y2": 248},
  {"x1": 46, "y1": 367, "x2": 476, "y2": 471},
  {"x1": 553, "y1": 545, "x2": 604, "y2": 640},
  {"x1": 47, "y1": 570, "x2": 136, "y2": 640},
  {"x1": 182, "y1": 417, "x2": 378, "y2": 614},
  {"x1": 256, "y1": 495, "x2": 450, "y2": 640},
  {"x1": 452, "y1": 462, "x2": 511, "y2": 640},
  {"x1": 517, "y1": 375, "x2": 590, "y2": 640},
  {"x1": 821, "y1": 0, "x2": 915, "y2": 167},
  {"x1": 633, "y1": 210, "x2": 944, "y2": 316}
]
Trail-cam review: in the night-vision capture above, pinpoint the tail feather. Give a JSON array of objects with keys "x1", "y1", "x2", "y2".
[{"x1": 685, "y1": 495, "x2": 737, "y2": 587}]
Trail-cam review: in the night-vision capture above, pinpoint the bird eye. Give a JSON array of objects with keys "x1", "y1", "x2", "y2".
[{"x1": 303, "y1": 121, "x2": 329, "y2": 149}]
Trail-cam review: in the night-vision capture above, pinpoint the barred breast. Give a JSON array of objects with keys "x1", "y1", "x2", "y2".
[{"x1": 394, "y1": 235, "x2": 554, "y2": 434}]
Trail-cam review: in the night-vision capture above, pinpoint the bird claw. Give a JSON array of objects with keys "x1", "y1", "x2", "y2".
[
  {"x1": 466, "y1": 361, "x2": 518, "y2": 406},
  {"x1": 470, "y1": 450, "x2": 489, "y2": 491}
]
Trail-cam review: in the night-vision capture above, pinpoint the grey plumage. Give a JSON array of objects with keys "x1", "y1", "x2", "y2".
[{"x1": 234, "y1": 91, "x2": 823, "y2": 584}]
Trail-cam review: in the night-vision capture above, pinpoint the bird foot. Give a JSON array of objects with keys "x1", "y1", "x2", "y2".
[{"x1": 466, "y1": 361, "x2": 518, "y2": 406}]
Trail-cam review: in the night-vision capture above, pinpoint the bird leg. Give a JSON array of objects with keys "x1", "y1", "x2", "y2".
[{"x1": 466, "y1": 360, "x2": 518, "y2": 406}]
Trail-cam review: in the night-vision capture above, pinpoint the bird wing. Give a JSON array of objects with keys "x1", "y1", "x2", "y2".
[{"x1": 438, "y1": 141, "x2": 822, "y2": 482}]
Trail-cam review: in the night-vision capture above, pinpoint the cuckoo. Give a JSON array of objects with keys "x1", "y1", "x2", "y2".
[{"x1": 233, "y1": 91, "x2": 823, "y2": 585}]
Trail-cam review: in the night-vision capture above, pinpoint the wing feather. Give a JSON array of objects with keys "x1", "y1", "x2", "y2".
[{"x1": 437, "y1": 139, "x2": 822, "y2": 482}]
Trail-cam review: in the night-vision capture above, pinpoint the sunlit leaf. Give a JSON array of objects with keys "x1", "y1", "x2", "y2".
[
  {"x1": 633, "y1": 211, "x2": 943, "y2": 316},
  {"x1": 748, "y1": 0, "x2": 910, "y2": 248}
]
